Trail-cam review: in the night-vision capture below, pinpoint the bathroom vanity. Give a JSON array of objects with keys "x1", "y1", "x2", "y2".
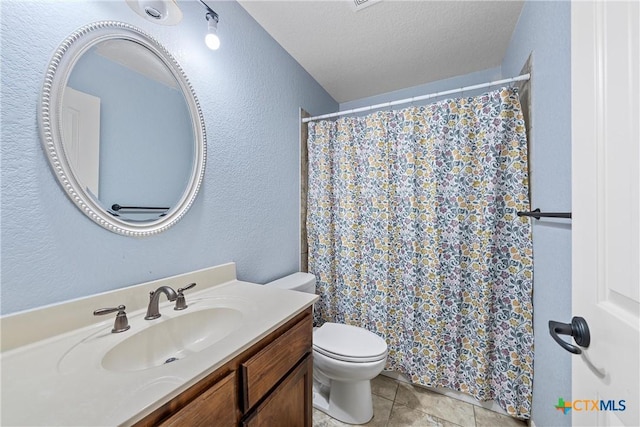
[
  {"x1": 0, "y1": 263, "x2": 317, "y2": 426},
  {"x1": 136, "y1": 307, "x2": 313, "y2": 426}
]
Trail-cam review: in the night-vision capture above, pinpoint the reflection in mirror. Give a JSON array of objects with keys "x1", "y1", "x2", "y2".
[
  {"x1": 39, "y1": 22, "x2": 206, "y2": 236},
  {"x1": 64, "y1": 39, "x2": 194, "y2": 222}
]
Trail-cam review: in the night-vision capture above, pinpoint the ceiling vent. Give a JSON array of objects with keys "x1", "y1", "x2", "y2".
[{"x1": 350, "y1": 0, "x2": 382, "y2": 12}]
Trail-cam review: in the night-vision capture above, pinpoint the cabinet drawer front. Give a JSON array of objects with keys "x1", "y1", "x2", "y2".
[
  {"x1": 242, "y1": 313, "x2": 312, "y2": 410},
  {"x1": 242, "y1": 355, "x2": 313, "y2": 427},
  {"x1": 160, "y1": 371, "x2": 238, "y2": 427}
]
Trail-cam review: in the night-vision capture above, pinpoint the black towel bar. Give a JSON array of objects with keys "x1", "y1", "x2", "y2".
[
  {"x1": 111, "y1": 204, "x2": 169, "y2": 212},
  {"x1": 517, "y1": 208, "x2": 572, "y2": 220}
]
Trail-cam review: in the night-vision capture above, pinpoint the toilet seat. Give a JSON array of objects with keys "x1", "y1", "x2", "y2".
[
  {"x1": 313, "y1": 323, "x2": 388, "y2": 363},
  {"x1": 313, "y1": 345, "x2": 387, "y2": 363}
]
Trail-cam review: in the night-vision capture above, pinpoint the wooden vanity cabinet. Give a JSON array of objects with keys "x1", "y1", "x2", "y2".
[
  {"x1": 134, "y1": 307, "x2": 313, "y2": 427},
  {"x1": 159, "y1": 371, "x2": 238, "y2": 427},
  {"x1": 241, "y1": 355, "x2": 313, "y2": 427}
]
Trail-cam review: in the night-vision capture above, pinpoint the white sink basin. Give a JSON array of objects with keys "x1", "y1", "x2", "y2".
[
  {"x1": 56, "y1": 297, "x2": 252, "y2": 375},
  {"x1": 102, "y1": 307, "x2": 243, "y2": 372}
]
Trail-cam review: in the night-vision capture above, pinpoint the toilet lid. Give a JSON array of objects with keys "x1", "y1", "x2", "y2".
[{"x1": 313, "y1": 323, "x2": 388, "y2": 362}]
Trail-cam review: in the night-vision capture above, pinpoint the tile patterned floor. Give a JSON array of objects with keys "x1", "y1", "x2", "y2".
[{"x1": 313, "y1": 376, "x2": 528, "y2": 427}]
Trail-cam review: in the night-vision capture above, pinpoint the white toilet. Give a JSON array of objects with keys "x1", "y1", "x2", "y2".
[{"x1": 266, "y1": 272, "x2": 388, "y2": 425}]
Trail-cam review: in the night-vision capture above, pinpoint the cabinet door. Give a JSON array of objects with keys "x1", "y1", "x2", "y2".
[
  {"x1": 242, "y1": 355, "x2": 313, "y2": 427},
  {"x1": 160, "y1": 371, "x2": 238, "y2": 427},
  {"x1": 241, "y1": 312, "x2": 312, "y2": 411}
]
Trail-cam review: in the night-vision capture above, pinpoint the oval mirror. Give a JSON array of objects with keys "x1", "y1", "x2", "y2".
[{"x1": 39, "y1": 21, "x2": 206, "y2": 237}]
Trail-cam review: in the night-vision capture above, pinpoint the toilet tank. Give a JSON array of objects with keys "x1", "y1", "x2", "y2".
[{"x1": 265, "y1": 272, "x2": 316, "y2": 294}]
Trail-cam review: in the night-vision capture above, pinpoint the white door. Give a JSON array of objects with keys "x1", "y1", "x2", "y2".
[
  {"x1": 571, "y1": 2, "x2": 639, "y2": 426},
  {"x1": 62, "y1": 86, "x2": 101, "y2": 198}
]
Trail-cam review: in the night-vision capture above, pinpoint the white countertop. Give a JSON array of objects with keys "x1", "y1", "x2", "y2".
[{"x1": 0, "y1": 264, "x2": 317, "y2": 426}]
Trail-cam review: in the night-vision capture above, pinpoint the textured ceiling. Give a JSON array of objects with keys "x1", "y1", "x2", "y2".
[{"x1": 238, "y1": 1, "x2": 524, "y2": 103}]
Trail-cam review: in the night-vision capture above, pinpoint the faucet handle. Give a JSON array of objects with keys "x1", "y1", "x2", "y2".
[
  {"x1": 178, "y1": 282, "x2": 196, "y2": 293},
  {"x1": 93, "y1": 305, "x2": 130, "y2": 333},
  {"x1": 174, "y1": 283, "x2": 196, "y2": 311}
]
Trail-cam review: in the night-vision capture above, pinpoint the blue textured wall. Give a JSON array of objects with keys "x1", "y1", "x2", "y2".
[
  {"x1": 502, "y1": 2, "x2": 572, "y2": 426},
  {"x1": 0, "y1": 0, "x2": 337, "y2": 315},
  {"x1": 339, "y1": 67, "x2": 502, "y2": 111}
]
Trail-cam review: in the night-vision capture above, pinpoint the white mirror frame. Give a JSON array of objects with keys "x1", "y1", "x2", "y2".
[{"x1": 39, "y1": 21, "x2": 206, "y2": 237}]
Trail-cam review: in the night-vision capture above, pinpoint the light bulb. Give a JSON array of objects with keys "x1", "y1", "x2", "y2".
[
  {"x1": 205, "y1": 11, "x2": 220, "y2": 50},
  {"x1": 205, "y1": 33, "x2": 220, "y2": 50}
]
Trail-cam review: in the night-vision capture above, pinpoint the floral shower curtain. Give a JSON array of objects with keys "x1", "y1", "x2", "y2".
[{"x1": 307, "y1": 87, "x2": 534, "y2": 419}]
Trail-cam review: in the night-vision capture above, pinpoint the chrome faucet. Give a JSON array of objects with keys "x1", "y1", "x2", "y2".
[{"x1": 145, "y1": 286, "x2": 178, "y2": 320}]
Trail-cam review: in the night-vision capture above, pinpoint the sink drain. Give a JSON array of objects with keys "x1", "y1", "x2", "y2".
[{"x1": 164, "y1": 357, "x2": 179, "y2": 364}]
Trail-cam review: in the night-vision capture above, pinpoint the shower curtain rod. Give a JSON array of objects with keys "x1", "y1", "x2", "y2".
[{"x1": 302, "y1": 73, "x2": 531, "y2": 123}]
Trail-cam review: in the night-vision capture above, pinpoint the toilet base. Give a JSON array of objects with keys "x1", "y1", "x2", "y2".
[{"x1": 312, "y1": 378, "x2": 374, "y2": 425}]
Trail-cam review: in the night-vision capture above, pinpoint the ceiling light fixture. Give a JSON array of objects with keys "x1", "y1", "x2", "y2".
[
  {"x1": 205, "y1": 11, "x2": 220, "y2": 50},
  {"x1": 125, "y1": 0, "x2": 183, "y2": 25},
  {"x1": 200, "y1": 1, "x2": 220, "y2": 50}
]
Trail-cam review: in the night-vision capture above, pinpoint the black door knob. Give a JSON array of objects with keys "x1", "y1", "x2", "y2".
[{"x1": 549, "y1": 316, "x2": 591, "y2": 354}]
